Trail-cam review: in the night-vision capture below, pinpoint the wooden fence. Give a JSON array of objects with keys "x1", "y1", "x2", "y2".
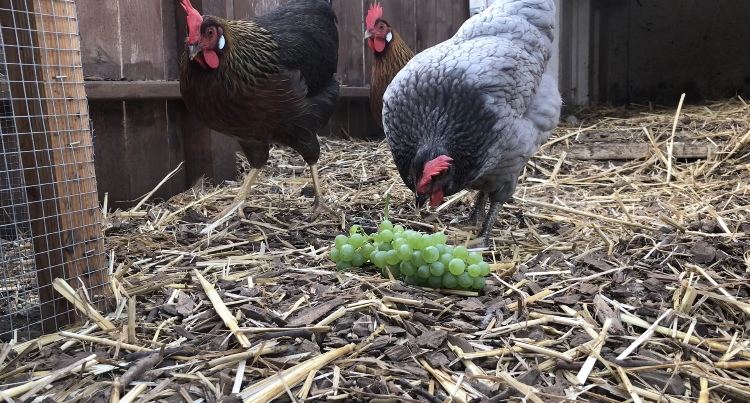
[{"x1": 78, "y1": 0, "x2": 470, "y2": 208}]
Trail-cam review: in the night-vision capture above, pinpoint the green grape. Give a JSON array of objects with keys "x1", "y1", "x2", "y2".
[
  {"x1": 340, "y1": 245, "x2": 356, "y2": 262},
  {"x1": 467, "y1": 252, "x2": 482, "y2": 265},
  {"x1": 406, "y1": 232, "x2": 422, "y2": 249},
  {"x1": 428, "y1": 276, "x2": 443, "y2": 289},
  {"x1": 404, "y1": 229, "x2": 415, "y2": 237},
  {"x1": 448, "y1": 258, "x2": 466, "y2": 275},
  {"x1": 393, "y1": 225, "x2": 405, "y2": 233},
  {"x1": 417, "y1": 265, "x2": 431, "y2": 278},
  {"x1": 330, "y1": 247, "x2": 341, "y2": 262},
  {"x1": 385, "y1": 265, "x2": 401, "y2": 278},
  {"x1": 423, "y1": 246, "x2": 439, "y2": 263},
  {"x1": 433, "y1": 232, "x2": 447, "y2": 245},
  {"x1": 360, "y1": 244, "x2": 375, "y2": 261},
  {"x1": 351, "y1": 253, "x2": 366, "y2": 267},
  {"x1": 439, "y1": 253, "x2": 454, "y2": 267},
  {"x1": 334, "y1": 235, "x2": 348, "y2": 248},
  {"x1": 380, "y1": 220, "x2": 394, "y2": 231},
  {"x1": 404, "y1": 275, "x2": 418, "y2": 286},
  {"x1": 370, "y1": 249, "x2": 379, "y2": 262},
  {"x1": 429, "y1": 261, "x2": 446, "y2": 277},
  {"x1": 349, "y1": 233, "x2": 365, "y2": 249},
  {"x1": 434, "y1": 244, "x2": 446, "y2": 254},
  {"x1": 393, "y1": 231, "x2": 405, "y2": 241},
  {"x1": 467, "y1": 264, "x2": 481, "y2": 277},
  {"x1": 385, "y1": 250, "x2": 400, "y2": 266},
  {"x1": 336, "y1": 261, "x2": 352, "y2": 271},
  {"x1": 400, "y1": 261, "x2": 417, "y2": 277},
  {"x1": 380, "y1": 229, "x2": 394, "y2": 243},
  {"x1": 478, "y1": 261, "x2": 490, "y2": 276},
  {"x1": 419, "y1": 234, "x2": 436, "y2": 250},
  {"x1": 397, "y1": 244, "x2": 414, "y2": 261},
  {"x1": 373, "y1": 251, "x2": 388, "y2": 268},
  {"x1": 444, "y1": 246, "x2": 453, "y2": 255},
  {"x1": 393, "y1": 238, "x2": 408, "y2": 250},
  {"x1": 472, "y1": 276, "x2": 486, "y2": 290},
  {"x1": 411, "y1": 250, "x2": 427, "y2": 267},
  {"x1": 442, "y1": 272, "x2": 458, "y2": 288},
  {"x1": 378, "y1": 242, "x2": 392, "y2": 251},
  {"x1": 349, "y1": 225, "x2": 362, "y2": 236},
  {"x1": 372, "y1": 232, "x2": 383, "y2": 243},
  {"x1": 453, "y1": 245, "x2": 468, "y2": 260},
  {"x1": 457, "y1": 272, "x2": 473, "y2": 288}
]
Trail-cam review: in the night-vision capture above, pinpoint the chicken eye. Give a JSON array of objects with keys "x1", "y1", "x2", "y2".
[{"x1": 207, "y1": 28, "x2": 213, "y2": 37}]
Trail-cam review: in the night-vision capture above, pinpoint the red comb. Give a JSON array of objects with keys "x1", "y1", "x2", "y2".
[
  {"x1": 181, "y1": 0, "x2": 203, "y2": 43},
  {"x1": 417, "y1": 155, "x2": 453, "y2": 193},
  {"x1": 366, "y1": 2, "x2": 382, "y2": 29}
]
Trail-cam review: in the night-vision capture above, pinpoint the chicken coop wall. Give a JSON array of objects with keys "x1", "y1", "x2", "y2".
[
  {"x1": 0, "y1": 0, "x2": 107, "y2": 339},
  {"x1": 75, "y1": 0, "x2": 469, "y2": 210},
  {"x1": 555, "y1": 0, "x2": 750, "y2": 106}
]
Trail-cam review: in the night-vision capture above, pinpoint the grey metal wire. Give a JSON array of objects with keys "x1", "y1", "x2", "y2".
[{"x1": 0, "y1": 0, "x2": 106, "y2": 341}]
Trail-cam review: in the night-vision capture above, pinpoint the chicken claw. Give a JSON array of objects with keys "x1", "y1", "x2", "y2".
[
  {"x1": 299, "y1": 163, "x2": 333, "y2": 220},
  {"x1": 208, "y1": 168, "x2": 260, "y2": 224},
  {"x1": 450, "y1": 191, "x2": 487, "y2": 227},
  {"x1": 477, "y1": 201, "x2": 501, "y2": 248}
]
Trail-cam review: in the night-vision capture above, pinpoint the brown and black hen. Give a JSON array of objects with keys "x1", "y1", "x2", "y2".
[
  {"x1": 179, "y1": 0, "x2": 339, "y2": 220},
  {"x1": 365, "y1": 2, "x2": 414, "y2": 128}
]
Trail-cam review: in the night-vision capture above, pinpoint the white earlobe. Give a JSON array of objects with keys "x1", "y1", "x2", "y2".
[
  {"x1": 386, "y1": 32, "x2": 392, "y2": 42},
  {"x1": 218, "y1": 35, "x2": 225, "y2": 50}
]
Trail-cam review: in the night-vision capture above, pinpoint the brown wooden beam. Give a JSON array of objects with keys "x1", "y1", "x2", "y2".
[
  {"x1": 85, "y1": 81, "x2": 183, "y2": 100},
  {"x1": 548, "y1": 142, "x2": 722, "y2": 160},
  {"x1": 85, "y1": 80, "x2": 371, "y2": 100}
]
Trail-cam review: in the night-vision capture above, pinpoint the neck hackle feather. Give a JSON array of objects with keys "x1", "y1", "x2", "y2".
[{"x1": 366, "y1": 2, "x2": 382, "y2": 29}]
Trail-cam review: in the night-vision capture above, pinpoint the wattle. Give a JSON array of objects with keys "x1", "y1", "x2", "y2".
[
  {"x1": 430, "y1": 189, "x2": 443, "y2": 207},
  {"x1": 203, "y1": 50, "x2": 219, "y2": 69},
  {"x1": 374, "y1": 37, "x2": 386, "y2": 53}
]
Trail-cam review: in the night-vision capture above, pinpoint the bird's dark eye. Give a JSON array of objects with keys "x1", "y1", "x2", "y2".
[{"x1": 207, "y1": 29, "x2": 213, "y2": 37}]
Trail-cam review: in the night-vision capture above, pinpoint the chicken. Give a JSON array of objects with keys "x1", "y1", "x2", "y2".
[
  {"x1": 179, "y1": 0, "x2": 339, "y2": 220},
  {"x1": 364, "y1": 2, "x2": 414, "y2": 128},
  {"x1": 382, "y1": 0, "x2": 562, "y2": 246}
]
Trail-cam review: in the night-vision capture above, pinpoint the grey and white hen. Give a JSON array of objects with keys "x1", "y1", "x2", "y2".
[{"x1": 382, "y1": 0, "x2": 562, "y2": 246}]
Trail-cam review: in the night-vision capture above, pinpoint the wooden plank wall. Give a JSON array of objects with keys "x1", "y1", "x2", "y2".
[{"x1": 77, "y1": 0, "x2": 469, "y2": 207}]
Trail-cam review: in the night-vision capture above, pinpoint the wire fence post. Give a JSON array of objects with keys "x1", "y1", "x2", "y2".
[{"x1": 0, "y1": 0, "x2": 107, "y2": 338}]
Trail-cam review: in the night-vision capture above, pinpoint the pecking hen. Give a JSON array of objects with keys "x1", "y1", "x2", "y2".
[
  {"x1": 179, "y1": 0, "x2": 339, "y2": 220},
  {"x1": 382, "y1": 0, "x2": 562, "y2": 246},
  {"x1": 364, "y1": 1, "x2": 414, "y2": 128}
]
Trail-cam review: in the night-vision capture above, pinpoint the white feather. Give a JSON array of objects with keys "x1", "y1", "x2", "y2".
[{"x1": 218, "y1": 35, "x2": 225, "y2": 50}]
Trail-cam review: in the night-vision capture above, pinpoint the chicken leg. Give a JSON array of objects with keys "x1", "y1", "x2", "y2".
[
  {"x1": 451, "y1": 191, "x2": 487, "y2": 226},
  {"x1": 208, "y1": 168, "x2": 261, "y2": 224},
  {"x1": 478, "y1": 201, "x2": 501, "y2": 247},
  {"x1": 299, "y1": 163, "x2": 332, "y2": 220}
]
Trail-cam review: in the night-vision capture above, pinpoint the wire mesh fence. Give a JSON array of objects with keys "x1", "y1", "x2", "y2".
[{"x1": 0, "y1": 0, "x2": 107, "y2": 341}]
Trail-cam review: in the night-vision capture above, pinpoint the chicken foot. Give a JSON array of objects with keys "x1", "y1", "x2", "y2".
[
  {"x1": 208, "y1": 168, "x2": 261, "y2": 224},
  {"x1": 299, "y1": 163, "x2": 332, "y2": 220},
  {"x1": 451, "y1": 191, "x2": 487, "y2": 226},
  {"x1": 478, "y1": 201, "x2": 501, "y2": 248}
]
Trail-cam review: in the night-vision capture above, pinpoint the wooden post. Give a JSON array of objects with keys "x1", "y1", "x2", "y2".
[{"x1": 0, "y1": 0, "x2": 107, "y2": 333}]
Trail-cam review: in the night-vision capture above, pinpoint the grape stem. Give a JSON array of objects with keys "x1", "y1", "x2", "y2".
[{"x1": 385, "y1": 193, "x2": 390, "y2": 221}]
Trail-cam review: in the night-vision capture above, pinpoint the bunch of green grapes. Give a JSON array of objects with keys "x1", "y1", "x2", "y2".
[{"x1": 328, "y1": 219, "x2": 491, "y2": 291}]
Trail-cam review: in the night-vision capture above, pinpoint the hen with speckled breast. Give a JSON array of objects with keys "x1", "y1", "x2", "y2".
[{"x1": 179, "y1": 0, "x2": 339, "y2": 220}]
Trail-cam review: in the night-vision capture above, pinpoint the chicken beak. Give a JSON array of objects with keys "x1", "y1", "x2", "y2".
[
  {"x1": 364, "y1": 29, "x2": 373, "y2": 40},
  {"x1": 188, "y1": 44, "x2": 202, "y2": 60},
  {"x1": 415, "y1": 193, "x2": 427, "y2": 208}
]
